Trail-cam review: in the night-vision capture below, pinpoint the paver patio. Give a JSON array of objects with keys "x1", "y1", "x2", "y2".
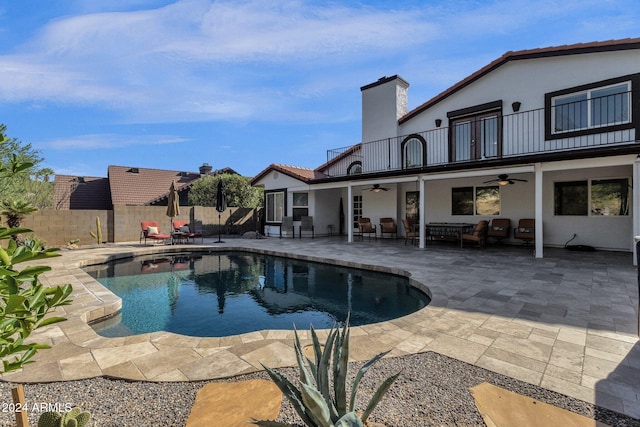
[{"x1": 2, "y1": 237, "x2": 638, "y2": 419}]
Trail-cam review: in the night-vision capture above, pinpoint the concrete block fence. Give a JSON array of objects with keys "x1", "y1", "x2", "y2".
[{"x1": 10, "y1": 206, "x2": 263, "y2": 247}]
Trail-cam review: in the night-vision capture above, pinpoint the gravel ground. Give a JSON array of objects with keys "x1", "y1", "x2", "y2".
[{"x1": 0, "y1": 351, "x2": 638, "y2": 427}]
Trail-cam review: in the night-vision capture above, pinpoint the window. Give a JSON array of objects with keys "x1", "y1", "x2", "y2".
[
  {"x1": 292, "y1": 192, "x2": 308, "y2": 221},
  {"x1": 265, "y1": 190, "x2": 285, "y2": 223},
  {"x1": 347, "y1": 161, "x2": 362, "y2": 175},
  {"x1": 353, "y1": 195, "x2": 362, "y2": 229},
  {"x1": 554, "y1": 178, "x2": 629, "y2": 216},
  {"x1": 401, "y1": 135, "x2": 426, "y2": 168},
  {"x1": 452, "y1": 186, "x2": 500, "y2": 216},
  {"x1": 448, "y1": 101, "x2": 502, "y2": 162},
  {"x1": 545, "y1": 74, "x2": 637, "y2": 140},
  {"x1": 552, "y1": 83, "x2": 630, "y2": 133}
]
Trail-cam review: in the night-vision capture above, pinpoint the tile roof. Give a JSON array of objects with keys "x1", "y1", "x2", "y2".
[
  {"x1": 108, "y1": 165, "x2": 202, "y2": 206},
  {"x1": 399, "y1": 37, "x2": 640, "y2": 124},
  {"x1": 251, "y1": 163, "x2": 328, "y2": 185},
  {"x1": 315, "y1": 143, "x2": 361, "y2": 173},
  {"x1": 53, "y1": 175, "x2": 111, "y2": 210}
]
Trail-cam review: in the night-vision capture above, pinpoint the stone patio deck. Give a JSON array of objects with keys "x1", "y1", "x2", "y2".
[{"x1": 2, "y1": 237, "x2": 638, "y2": 419}]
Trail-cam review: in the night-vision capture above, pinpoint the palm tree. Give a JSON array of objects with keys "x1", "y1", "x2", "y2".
[{"x1": 0, "y1": 198, "x2": 37, "y2": 242}]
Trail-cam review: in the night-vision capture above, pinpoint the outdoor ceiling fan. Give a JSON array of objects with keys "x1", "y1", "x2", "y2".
[
  {"x1": 483, "y1": 174, "x2": 528, "y2": 186},
  {"x1": 369, "y1": 184, "x2": 389, "y2": 192}
]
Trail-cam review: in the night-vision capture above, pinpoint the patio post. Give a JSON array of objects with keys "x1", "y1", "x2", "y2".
[
  {"x1": 534, "y1": 163, "x2": 543, "y2": 258},
  {"x1": 419, "y1": 178, "x2": 426, "y2": 249},
  {"x1": 633, "y1": 156, "x2": 640, "y2": 267},
  {"x1": 347, "y1": 184, "x2": 353, "y2": 243}
]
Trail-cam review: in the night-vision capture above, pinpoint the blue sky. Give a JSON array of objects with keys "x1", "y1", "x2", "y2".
[{"x1": 0, "y1": 0, "x2": 638, "y2": 178}]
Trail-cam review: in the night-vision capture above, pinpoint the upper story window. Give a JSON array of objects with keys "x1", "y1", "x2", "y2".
[
  {"x1": 545, "y1": 74, "x2": 638, "y2": 140},
  {"x1": 448, "y1": 101, "x2": 502, "y2": 162},
  {"x1": 401, "y1": 135, "x2": 426, "y2": 168},
  {"x1": 552, "y1": 83, "x2": 630, "y2": 133},
  {"x1": 347, "y1": 161, "x2": 362, "y2": 175}
]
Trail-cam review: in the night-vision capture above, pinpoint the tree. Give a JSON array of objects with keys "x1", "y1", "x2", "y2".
[
  {"x1": 0, "y1": 155, "x2": 73, "y2": 373},
  {"x1": 0, "y1": 125, "x2": 54, "y2": 209},
  {"x1": 189, "y1": 174, "x2": 263, "y2": 208}
]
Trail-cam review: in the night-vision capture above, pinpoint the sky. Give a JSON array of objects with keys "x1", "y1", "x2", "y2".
[{"x1": 0, "y1": 0, "x2": 639, "y2": 178}]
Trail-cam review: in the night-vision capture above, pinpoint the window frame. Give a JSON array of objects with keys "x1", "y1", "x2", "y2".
[
  {"x1": 400, "y1": 135, "x2": 426, "y2": 169},
  {"x1": 553, "y1": 177, "x2": 630, "y2": 216},
  {"x1": 545, "y1": 73, "x2": 639, "y2": 141},
  {"x1": 265, "y1": 189, "x2": 287, "y2": 224},
  {"x1": 347, "y1": 161, "x2": 362, "y2": 175},
  {"x1": 448, "y1": 100, "x2": 503, "y2": 162},
  {"x1": 353, "y1": 194, "x2": 362, "y2": 229},
  {"x1": 451, "y1": 185, "x2": 501, "y2": 216},
  {"x1": 292, "y1": 192, "x2": 309, "y2": 221}
]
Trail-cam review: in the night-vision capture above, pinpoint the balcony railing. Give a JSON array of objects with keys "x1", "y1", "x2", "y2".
[{"x1": 325, "y1": 94, "x2": 637, "y2": 178}]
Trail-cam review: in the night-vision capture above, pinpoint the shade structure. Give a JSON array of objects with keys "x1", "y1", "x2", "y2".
[
  {"x1": 166, "y1": 181, "x2": 180, "y2": 243},
  {"x1": 215, "y1": 179, "x2": 226, "y2": 243}
]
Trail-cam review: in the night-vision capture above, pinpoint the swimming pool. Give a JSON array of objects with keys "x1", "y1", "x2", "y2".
[{"x1": 84, "y1": 251, "x2": 430, "y2": 337}]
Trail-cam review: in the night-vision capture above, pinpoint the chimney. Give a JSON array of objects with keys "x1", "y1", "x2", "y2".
[
  {"x1": 199, "y1": 163, "x2": 213, "y2": 176},
  {"x1": 360, "y1": 75, "x2": 409, "y2": 143}
]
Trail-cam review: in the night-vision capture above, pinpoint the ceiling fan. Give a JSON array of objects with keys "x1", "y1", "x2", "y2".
[
  {"x1": 369, "y1": 184, "x2": 389, "y2": 192},
  {"x1": 483, "y1": 174, "x2": 528, "y2": 186}
]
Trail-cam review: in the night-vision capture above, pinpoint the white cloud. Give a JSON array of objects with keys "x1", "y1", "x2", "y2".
[{"x1": 46, "y1": 133, "x2": 190, "y2": 149}]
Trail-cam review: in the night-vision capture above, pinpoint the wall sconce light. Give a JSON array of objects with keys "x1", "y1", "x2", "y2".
[
  {"x1": 512, "y1": 102, "x2": 521, "y2": 112},
  {"x1": 435, "y1": 119, "x2": 442, "y2": 127}
]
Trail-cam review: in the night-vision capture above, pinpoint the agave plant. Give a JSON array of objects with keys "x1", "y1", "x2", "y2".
[{"x1": 257, "y1": 316, "x2": 400, "y2": 427}]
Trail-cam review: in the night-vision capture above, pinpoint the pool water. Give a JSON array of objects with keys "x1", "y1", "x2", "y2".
[{"x1": 84, "y1": 251, "x2": 430, "y2": 338}]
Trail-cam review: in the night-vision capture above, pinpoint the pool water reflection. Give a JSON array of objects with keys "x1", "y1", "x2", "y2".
[{"x1": 84, "y1": 251, "x2": 430, "y2": 337}]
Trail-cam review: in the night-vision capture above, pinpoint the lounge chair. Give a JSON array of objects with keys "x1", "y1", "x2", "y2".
[
  {"x1": 401, "y1": 218, "x2": 419, "y2": 245},
  {"x1": 514, "y1": 218, "x2": 535, "y2": 245},
  {"x1": 379, "y1": 217, "x2": 397, "y2": 239},
  {"x1": 140, "y1": 221, "x2": 171, "y2": 245},
  {"x1": 280, "y1": 216, "x2": 295, "y2": 238},
  {"x1": 487, "y1": 218, "x2": 511, "y2": 244},
  {"x1": 172, "y1": 220, "x2": 203, "y2": 244},
  {"x1": 357, "y1": 217, "x2": 377, "y2": 239},
  {"x1": 299, "y1": 216, "x2": 314, "y2": 238},
  {"x1": 460, "y1": 220, "x2": 488, "y2": 249}
]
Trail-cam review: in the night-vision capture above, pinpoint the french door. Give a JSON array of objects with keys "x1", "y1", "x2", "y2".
[{"x1": 451, "y1": 111, "x2": 501, "y2": 161}]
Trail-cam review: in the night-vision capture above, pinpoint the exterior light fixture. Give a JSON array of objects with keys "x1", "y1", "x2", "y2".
[
  {"x1": 435, "y1": 119, "x2": 442, "y2": 127},
  {"x1": 512, "y1": 102, "x2": 521, "y2": 112}
]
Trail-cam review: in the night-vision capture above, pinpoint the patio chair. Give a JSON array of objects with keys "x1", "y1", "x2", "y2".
[
  {"x1": 460, "y1": 220, "x2": 488, "y2": 249},
  {"x1": 514, "y1": 218, "x2": 535, "y2": 245},
  {"x1": 140, "y1": 221, "x2": 171, "y2": 245},
  {"x1": 357, "y1": 217, "x2": 377, "y2": 239},
  {"x1": 299, "y1": 216, "x2": 315, "y2": 238},
  {"x1": 172, "y1": 220, "x2": 203, "y2": 244},
  {"x1": 401, "y1": 218, "x2": 419, "y2": 246},
  {"x1": 487, "y1": 218, "x2": 511, "y2": 244},
  {"x1": 379, "y1": 217, "x2": 397, "y2": 239},
  {"x1": 280, "y1": 216, "x2": 295, "y2": 238}
]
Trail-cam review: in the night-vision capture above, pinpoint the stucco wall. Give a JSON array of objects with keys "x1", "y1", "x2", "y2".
[{"x1": 12, "y1": 206, "x2": 262, "y2": 246}]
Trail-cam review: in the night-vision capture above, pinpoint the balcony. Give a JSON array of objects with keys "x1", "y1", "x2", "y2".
[{"x1": 325, "y1": 94, "x2": 638, "y2": 178}]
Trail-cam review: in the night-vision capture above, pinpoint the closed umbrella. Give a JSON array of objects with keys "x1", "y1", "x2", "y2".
[
  {"x1": 215, "y1": 178, "x2": 226, "y2": 243},
  {"x1": 166, "y1": 181, "x2": 180, "y2": 244}
]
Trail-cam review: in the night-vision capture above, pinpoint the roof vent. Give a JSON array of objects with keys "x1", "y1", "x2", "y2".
[
  {"x1": 179, "y1": 171, "x2": 189, "y2": 177},
  {"x1": 77, "y1": 176, "x2": 86, "y2": 184},
  {"x1": 128, "y1": 168, "x2": 139, "y2": 173}
]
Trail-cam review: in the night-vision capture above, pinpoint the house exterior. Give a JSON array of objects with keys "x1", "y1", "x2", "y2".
[
  {"x1": 53, "y1": 163, "x2": 238, "y2": 209},
  {"x1": 251, "y1": 38, "x2": 640, "y2": 259}
]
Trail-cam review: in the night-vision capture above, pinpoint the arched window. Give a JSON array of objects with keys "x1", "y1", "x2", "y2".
[
  {"x1": 347, "y1": 161, "x2": 362, "y2": 175},
  {"x1": 401, "y1": 135, "x2": 426, "y2": 169}
]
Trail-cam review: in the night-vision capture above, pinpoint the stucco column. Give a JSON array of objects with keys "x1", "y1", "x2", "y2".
[
  {"x1": 419, "y1": 178, "x2": 426, "y2": 249},
  {"x1": 347, "y1": 184, "x2": 353, "y2": 243},
  {"x1": 633, "y1": 156, "x2": 640, "y2": 266},
  {"x1": 534, "y1": 163, "x2": 543, "y2": 258}
]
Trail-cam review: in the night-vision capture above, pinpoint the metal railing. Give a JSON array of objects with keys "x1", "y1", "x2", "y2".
[{"x1": 324, "y1": 92, "x2": 637, "y2": 177}]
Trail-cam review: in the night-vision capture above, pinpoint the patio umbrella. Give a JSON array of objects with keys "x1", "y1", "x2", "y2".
[
  {"x1": 215, "y1": 178, "x2": 226, "y2": 243},
  {"x1": 166, "y1": 181, "x2": 180, "y2": 243}
]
